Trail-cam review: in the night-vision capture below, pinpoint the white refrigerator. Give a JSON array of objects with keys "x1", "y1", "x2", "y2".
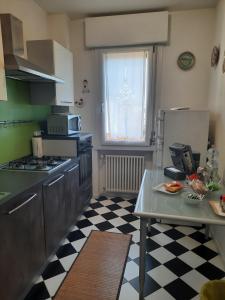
[{"x1": 155, "y1": 110, "x2": 209, "y2": 169}]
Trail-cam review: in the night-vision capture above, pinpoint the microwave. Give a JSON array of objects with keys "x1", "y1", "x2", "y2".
[{"x1": 47, "y1": 114, "x2": 81, "y2": 135}]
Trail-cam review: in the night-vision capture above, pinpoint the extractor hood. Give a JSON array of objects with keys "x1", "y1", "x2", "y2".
[{"x1": 0, "y1": 14, "x2": 63, "y2": 83}]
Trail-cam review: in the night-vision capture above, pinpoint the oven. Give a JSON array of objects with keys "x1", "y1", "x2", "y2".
[{"x1": 77, "y1": 136, "x2": 93, "y2": 208}]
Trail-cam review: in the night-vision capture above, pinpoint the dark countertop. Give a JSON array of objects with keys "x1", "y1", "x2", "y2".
[
  {"x1": 42, "y1": 132, "x2": 93, "y2": 141},
  {"x1": 0, "y1": 171, "x2": 49, "y2": 206},
  {"x1": 0, "y1": 158, "x2": 79, "y2": 206}
]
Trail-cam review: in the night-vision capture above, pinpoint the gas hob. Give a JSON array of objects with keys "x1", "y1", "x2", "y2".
[{"x1": 0, "y1": 156, "x2": 71, "y2": 174}]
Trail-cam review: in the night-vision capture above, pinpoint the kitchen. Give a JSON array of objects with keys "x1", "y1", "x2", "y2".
[{"x1": 0, "y1": 0, "x2": 225, "y2": 299}]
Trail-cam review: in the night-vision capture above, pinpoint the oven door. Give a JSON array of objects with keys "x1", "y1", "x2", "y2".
[
  {"x1": 79, "y1": 146, "x2": 92, "y2": 208},
  {"x1": 79, "y1": 146, "x2": 92, "y2": 186}
]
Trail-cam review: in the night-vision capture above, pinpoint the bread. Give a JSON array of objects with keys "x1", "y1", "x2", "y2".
[{"x1": 164, "y1": 181, "x2": 183, "y2": 193}]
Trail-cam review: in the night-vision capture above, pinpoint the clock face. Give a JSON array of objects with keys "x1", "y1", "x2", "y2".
[
  {"x1": 177, "y1": 51, "x2": 195, "y2": 71},
  {"x1": 211, "y1": 46, "x2": 220, "y2": 67}
]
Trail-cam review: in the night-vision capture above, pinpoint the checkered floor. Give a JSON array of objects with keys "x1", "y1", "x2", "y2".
[{"x1": 25, "y1": 196, "x2": 225, "y2": 300}]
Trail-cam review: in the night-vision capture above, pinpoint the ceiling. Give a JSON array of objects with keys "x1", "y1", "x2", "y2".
[{"x1": 35, "y1": 0, "x2": 218, "y2": 19}]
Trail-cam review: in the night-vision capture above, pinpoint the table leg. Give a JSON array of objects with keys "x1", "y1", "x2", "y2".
[
  {"x1": 139, "y1": 217, "x2": 147, "y2": 300},
  {"x1": 147, "y1": 218, "x2": 152, "y2": 232},
  {"x1": 205, "y1": 224, "x2": 210, "y2": 240}
]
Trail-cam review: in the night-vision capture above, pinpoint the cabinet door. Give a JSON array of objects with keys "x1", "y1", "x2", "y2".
[
  {"x1": 0, "y1": 22, "x2": 7, "y2": 101},
  {"x1": 64, "y1": 163, "x2": 79, "y2": 228},
  {"x1": 79, "y1": 178, "x2": 92, "y2": 212},
  {"x1": 43, "y1": 173, "x2": 66, "y2": 258},
  {"x1": 79, "y1": 147, "x2": 93, "y2": 211},
  {"x1": 0, "y1": 185, "x2": 45, "y2": 300},
  {"x1": 54, "y1": 41, "x2": 74, "y2": 106}
]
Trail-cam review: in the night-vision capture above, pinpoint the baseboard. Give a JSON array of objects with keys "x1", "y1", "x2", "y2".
[
  {"x1": 96, "y1": 192, "x2": 138, "y2": 199},
  {"x1": 92, "y1": 193, "x2": 99, "y2": 199}
]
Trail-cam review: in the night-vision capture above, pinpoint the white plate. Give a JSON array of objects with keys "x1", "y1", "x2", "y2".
[{"x1": 152, "y1": 183, "x2": 181, "y2": 195}]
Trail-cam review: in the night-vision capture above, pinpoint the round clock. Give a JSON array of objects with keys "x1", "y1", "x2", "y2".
[
  {"x1": 211, "y1": 46, "x2": 220, "y2": 67},
  {"x1": 177, "y1": 51, "x2": 195, "y2": 71}
]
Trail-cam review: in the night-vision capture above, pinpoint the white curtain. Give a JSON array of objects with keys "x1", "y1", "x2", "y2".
[{"x1": 102, "y1": 50, "x2": 150, "y2": 144}]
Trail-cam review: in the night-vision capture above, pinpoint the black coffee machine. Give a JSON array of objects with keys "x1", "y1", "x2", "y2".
[{"x1": 169, "y1": 143, "x2": 200, "y2": 175}]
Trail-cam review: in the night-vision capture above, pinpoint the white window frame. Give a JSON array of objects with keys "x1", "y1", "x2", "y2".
[{"x1": 100, "y1": 47, "x2": 155, "y2": 147}]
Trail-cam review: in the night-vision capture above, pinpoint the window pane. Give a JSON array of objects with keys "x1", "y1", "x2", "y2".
[{"x1": 103, "y1": 50, "x2": 149, "y2": 144}]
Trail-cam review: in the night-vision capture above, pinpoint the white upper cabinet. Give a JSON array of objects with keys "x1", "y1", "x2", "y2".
[
  {"x1": 53, "y1": 41, "x2": 74, "y2": 106},
  {"x1": 27, "y1": 40, "x2": 74, "y2": 106},
  {"x1": 0, "y1": 21, "x2": 7, "y2": 101}
]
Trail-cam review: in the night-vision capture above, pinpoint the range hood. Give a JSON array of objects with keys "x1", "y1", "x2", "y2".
[{"x1": 0, "y1": 14, "x2": 63, "y2": 83}]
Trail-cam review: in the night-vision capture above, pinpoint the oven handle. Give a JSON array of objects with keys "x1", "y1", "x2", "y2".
[
  {"x1": 7, "y1": 193, "x2": 37, "y2": 215},
  {"x1": 66, "y1": 164, "x2": 79, "y2": 173},
  {"x1": 47, "y1": 174, "x2": 64, "y2": 187}
]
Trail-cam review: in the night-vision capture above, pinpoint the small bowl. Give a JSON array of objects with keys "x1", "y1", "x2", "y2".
[{"x1": 182, "y1": 191, "x2": 204, "y2": 205}]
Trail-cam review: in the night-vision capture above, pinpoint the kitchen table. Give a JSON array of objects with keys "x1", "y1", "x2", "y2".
[{"x1": 134, "y1": 169, "x2": 225, "y2": 300}]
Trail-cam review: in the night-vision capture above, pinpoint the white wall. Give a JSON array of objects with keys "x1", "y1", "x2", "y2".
[
  {"x1": 70, "y1": 19, "x2": 101, "y2": 195},
  {"x1": 70, "y1": 9, "x2": 215, "y2": 195},
  {"x1": 70, "y1": 10, "x2": 216, "y2": 133},
  {"x1": 209, "y1": 0, "x2": 225, "y2": 176},
  {"x1": 48, "y1": 14, "x2": 71, "y2": 49},
  {"x1": 70, "y1": 19, "x2": 100, "y2": 143},
  {"x1": 208, "y1": 0, "x2": 225, "y2": 262},
  {"x1": 158, "y1": 9, "x2": 215, "y2": 109},
  {"x1": 0, "y1": 0, "x2": 49, "y2": 57}
]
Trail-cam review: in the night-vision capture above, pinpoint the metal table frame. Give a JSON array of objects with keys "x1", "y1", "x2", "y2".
[{"x1": 134, "y1": 169, "x2": 225, "y2": 300}]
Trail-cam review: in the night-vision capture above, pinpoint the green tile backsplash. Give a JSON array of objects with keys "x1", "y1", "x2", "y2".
[{"x1": 0, "y1": 79, "x2": 50, "y2": 163}]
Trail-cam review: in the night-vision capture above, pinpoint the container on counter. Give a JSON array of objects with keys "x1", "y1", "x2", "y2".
[{"x1": 32, "y1": 131, "x2": 43, "y2": 158}]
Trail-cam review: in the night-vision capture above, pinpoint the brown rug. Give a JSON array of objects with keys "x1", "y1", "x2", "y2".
[{"x1": 54, "y1": 230, "x2": 132, "y2": 300}]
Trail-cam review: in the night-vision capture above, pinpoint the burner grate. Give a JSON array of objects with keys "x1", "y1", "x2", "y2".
[{"x1": 1, "y1": 156, "x2": 71, "y2": 173}]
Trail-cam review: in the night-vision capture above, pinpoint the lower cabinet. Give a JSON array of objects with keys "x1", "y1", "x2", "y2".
[
  {"x1": 0, "y1": 185, "x2": 45, "y2": 300},
  {"x1": 0, "y1": 160, "x2": 83, "y2": 299},
  {"x1": 43, "y1": 173, "x2": 66, "y2": 258},
  {"x1": 79, "y1": 178, "x2": 92, "y2": 213},
  {"x1": 64, "y1": 163, "x2": 79, "y2": 228},
  {"x1": 43, "y1": 163, "x2": 80, "y2": 258}
]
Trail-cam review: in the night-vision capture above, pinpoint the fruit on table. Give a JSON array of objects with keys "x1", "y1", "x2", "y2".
[
  {"x1": 220, "y1": 195, "x2": 225, "y2": 212},
  {"x1": 164, "y1": 181, "x2": 183, "y2": 193},
  {"x1": 190, "y1": 179, "x2": 208, "y2": 195},
  {"x1": 187, "y1": 173, "x2": 199, "y2": 181}
]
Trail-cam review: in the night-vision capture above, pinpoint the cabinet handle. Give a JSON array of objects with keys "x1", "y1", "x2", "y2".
[
  {"x1": 61, "y1": 101, "x2": 72, "y2": 104},
  {"x1": 47, "y1": 174, "x2": 64, "y2": 187},
  {"x1": 7, "y1": 193, "x2": 37, "y2": 215},
  {"x1": 67, "y1": 165, "x2": 78, "y2": 173}
]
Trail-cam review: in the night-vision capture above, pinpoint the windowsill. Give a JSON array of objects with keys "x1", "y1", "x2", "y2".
[{"x1": 94, "y1": 145, "x2": 155, "y2": 152}]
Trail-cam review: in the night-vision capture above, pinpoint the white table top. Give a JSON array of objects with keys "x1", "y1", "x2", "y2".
[{"x1": 134, "y1": 169, "x2": 225, "y2": 226}]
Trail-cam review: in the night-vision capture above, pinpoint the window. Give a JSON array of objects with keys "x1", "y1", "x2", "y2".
[{"x1": 102, "y1": 49, "x2": 152, "y2": 145}]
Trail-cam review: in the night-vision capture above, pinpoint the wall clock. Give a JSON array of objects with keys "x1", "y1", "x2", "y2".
[
  {"x1": 211, "y1": 46, "x2": 220, "y2": 67},
  {"x1": 177, "y1": 51, "x2": 195, "y2": 71}
]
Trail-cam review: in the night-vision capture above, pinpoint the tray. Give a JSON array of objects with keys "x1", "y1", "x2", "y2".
[
  {"x1": 209, "y1": 201, "x2": 225, "y2": 217},
  {"x1": 152, "y1": 183, "x2": 181, "y2": 195}
]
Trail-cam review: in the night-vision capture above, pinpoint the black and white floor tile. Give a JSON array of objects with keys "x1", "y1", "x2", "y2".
[{"x1": 25, "y1": 196, "x2": 225, "y2": 300}]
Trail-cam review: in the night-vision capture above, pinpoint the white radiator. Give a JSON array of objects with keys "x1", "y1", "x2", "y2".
[{"x1": 105, "y1": 155, "x2": 145, "y2": 193}]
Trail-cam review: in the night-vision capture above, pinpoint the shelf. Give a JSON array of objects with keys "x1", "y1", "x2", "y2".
[{"x1": 0, "y1": 120, "x2": 33, "y2": 126}]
